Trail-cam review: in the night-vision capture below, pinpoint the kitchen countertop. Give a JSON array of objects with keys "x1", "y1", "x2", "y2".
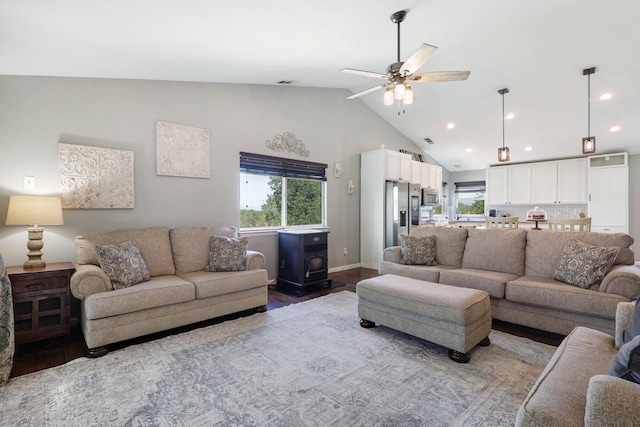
[{"x1": 414, "y1": 221, "x2": 542, "y2": 230}]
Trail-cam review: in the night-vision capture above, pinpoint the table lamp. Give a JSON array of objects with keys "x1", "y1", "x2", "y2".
[{"x1": 5, "y1": 195, "x2": 64, "y2": 269}]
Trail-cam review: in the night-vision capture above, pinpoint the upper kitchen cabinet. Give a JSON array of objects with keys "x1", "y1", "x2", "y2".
[
  {"x1": 531, "y1": 158, "x2": 587, "y2": 204},
  {"x1": 588, "y1": 153, "x2": 628, "y2": 233},
  {"x1": 487, "y1": 165, "x2": 531, "y2": 204},
  {"x1": 410, "y1": 160, "x2": 423, "y2": 185},
  {"x1": 386, "y1": 150, "x2": 412, "y2": 182}
]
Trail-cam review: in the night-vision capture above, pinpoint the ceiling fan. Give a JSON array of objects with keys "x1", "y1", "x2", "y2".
[{"x1": 341, "y1": 10, "x2": 470, "y2": 113}]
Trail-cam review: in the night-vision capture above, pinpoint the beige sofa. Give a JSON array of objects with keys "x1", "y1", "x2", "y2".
[
  {"x1": 516, "y1": 301, "x2": 640, "y2": 426},
  {"x1": 70, "y1": 226, "x2": 268, "y2": 356},
  {"x1": 379, "y1": 227, "x2": 640, "y2": 336}
]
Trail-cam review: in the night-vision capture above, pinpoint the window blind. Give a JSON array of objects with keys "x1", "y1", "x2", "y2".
[
  {"x1": 239, "y1": 152, "x2": 327, "y2": 181},
  {"x1": 454, "y1": 181, "x2": 486, "y2": 193}
]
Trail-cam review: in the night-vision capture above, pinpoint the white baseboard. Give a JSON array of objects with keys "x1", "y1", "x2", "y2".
[{"x1": 329, "y1": 263, "x2": 361, "y2": 273}]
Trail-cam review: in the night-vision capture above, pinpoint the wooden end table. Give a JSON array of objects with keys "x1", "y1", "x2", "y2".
[{"x1": 6, "y1": 262, "x2": 74, "y2": 345}]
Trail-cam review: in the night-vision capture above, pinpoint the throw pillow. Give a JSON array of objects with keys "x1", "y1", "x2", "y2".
[
  {"x1": 623, "y1": 298, "x2": 640, "y2": 344},
  {"x1": 553, "y1": 238, "x2": 620, "y2": 291},
  {"x1": 95, "y1": 241, "x2": 151, "y2": 289},
  {"x1": 204, "y1": 235, "x2": 249, "y2": 272},
  {"x1": 609, "y1": 334, "x2": 640, "y2": 384},
  {"x1": 400, "y1": 234, "x2": 437, "y2": 266}
]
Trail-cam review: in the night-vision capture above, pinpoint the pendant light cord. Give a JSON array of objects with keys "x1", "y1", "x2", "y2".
[
  {"x1": 587, "y1": 73, "x2": 591, "y2": 136},
  {"x1": 502, "y1": 91, "x2": 505, "y2": 149}
]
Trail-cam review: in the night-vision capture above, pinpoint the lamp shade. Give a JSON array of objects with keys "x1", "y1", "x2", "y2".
[{"x1": 6, "y1": 196, "x2": 64, "y2": 226}]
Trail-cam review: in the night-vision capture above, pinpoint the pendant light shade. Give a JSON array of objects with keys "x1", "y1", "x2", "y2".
[
  {"x1": 582, "y1": 67, "x2": 596, "y2": 154},
  {"x1": 404, "y1": 84, "x2": 414, "y2": 105},
  {"x1": 394, "y1": 82, "x2": 406, "y2": 100},
  {"x1": 383, "y1": 87, "x2": 394, "y2": 106},
  {"x1": 498, "y1": 88, "x2": 510, "y2": 162}
]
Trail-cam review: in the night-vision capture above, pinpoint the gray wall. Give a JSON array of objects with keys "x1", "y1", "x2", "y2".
[{"x1": 0, "y1": 76, "x2": 426, "y2": 279}]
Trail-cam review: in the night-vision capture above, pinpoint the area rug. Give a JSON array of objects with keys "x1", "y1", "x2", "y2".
[{"x1": 0, "y1": 291, "x2": 555, "y2": 426}]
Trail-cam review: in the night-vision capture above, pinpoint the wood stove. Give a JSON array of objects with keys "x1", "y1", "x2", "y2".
[{"x1": 277, "y1": 230, "x2": 331, "y2": 290}]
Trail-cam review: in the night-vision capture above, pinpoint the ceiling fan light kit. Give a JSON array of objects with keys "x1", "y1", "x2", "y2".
[
  {"x1": 582, "y1": 67, "x2": 597, "y2": 154},
  {"x1": 498, "y1": 88, "x2": 510, "y2": 162},
  {"x1": 341, "y1": 10, "x2": 470, "y2": 115}
]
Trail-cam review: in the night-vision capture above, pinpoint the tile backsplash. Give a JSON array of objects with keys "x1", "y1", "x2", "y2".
[{"x1": 486, "y1": 204, "x2": 588, "y2": 221}]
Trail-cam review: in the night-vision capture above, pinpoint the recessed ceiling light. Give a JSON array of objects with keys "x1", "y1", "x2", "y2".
[
  {"x1": 447, "y1": 123, "x2": 455, "y2": 129},
  {"x1": 524, "y1": 146, "x2": 533, "y2": 151},
  {"x1": 505, "y1": 113, "x2": 515, "y2": 120},
  {"x1": 609, "y1": 126, "x2": 621, "y2": 132},
  {"x1": 600, "y1": 93, "x2": 612, "y2": 100},
  {"x1": 465, "y1": 148, "x2": 472, "y2": 153}
]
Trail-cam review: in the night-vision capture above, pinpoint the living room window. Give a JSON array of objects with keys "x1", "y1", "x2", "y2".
[
  {"x1": 454, "y1": 181, "x2": 486, "y2": 221},
  {"x1": 239, "y1": 152, "x2": 327, "y2": 230}
]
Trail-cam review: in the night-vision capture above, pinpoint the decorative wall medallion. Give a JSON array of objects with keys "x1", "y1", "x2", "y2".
[
  {"x1": 156, "y1": 121, "x2": 210, "y2": 178},
  {"x1": 265, "y1": 132, "x2": 310, "y2": 157},
  {"x1": 58, "y1": 143, "x2": 135, "y2": 209}
]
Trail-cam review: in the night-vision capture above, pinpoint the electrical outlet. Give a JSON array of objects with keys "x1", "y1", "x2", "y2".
[
  {"x1": 343, "y1": 248, "x2": 348, "y2": 255},
  {"x1": 24, "y1": 176, "x2": 35, "y2": 189}
]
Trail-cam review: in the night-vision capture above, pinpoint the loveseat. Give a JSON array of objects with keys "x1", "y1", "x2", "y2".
[
  {"x1": 515, "y1": 301, "x2": 640, "y2": 426},
  {"x1": 379, "y1": 227, "x2": 640, "y2": 336},
  {"x1": 70, "y1": 226, "x2": 268, "y2": 356}
]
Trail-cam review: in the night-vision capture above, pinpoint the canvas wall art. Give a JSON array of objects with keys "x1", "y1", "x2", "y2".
[
  {"x1": 156, "y1": 120, "x2": 210, "y2": 178},
  {"x1": 58, "y1": 143, "x2": 135, "y2": 209}
]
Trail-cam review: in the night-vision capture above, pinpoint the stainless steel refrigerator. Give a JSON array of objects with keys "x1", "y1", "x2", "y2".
[{"x1": 385, "y1": 181, "x2": 410, "y2": 248}]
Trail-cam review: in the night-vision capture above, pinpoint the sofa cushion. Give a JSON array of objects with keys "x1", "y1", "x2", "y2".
[
  {"x1": 204, "y1": 236, "x2": 249, "y2": 272},
  {"x1": 411, "y1": 227, "x2": 468, "y2": 268},
  {"x1": 462, "y1": 229, "x2": 527, "y2": 276},
  {"x1": 83, "y1": 275, "x2": 195, "y2": 320},
  {"x1": 379, "y1": 261, "x2": 454, "y2": 283},
  {"x1": 505, "y1": 276, "x2": 626, "y2": 318},
  {"x1": 439, "y1": 268, "x2": 518, "y2": 298},
  {"x1": 553, "y1": 239, "x2": 620, "y2": 290},
  {"x1": 181, "y1": 269, "x2": 268, "y2": 299},
  {"x1": 400, "y1": 234, "x2": 436, "y2": 265},
  {"x1": 76, "y1": 226, "x2": 175, "y2": 277},
  {"x1": 525, "y1": 231, "x2": 634, "y2": 278},
  {"x1": 95, "y1": 241, "x2": 150, "y2": 289},
  {"x1": 170, "y1": 226, "x2": 239, "y2": 275},
  {"x1": 623, "y1": 298, "x2": 640, "y2": 344}
]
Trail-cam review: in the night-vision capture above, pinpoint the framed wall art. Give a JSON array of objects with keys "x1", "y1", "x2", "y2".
[
  {"x1": 156, "y1": 120, "x2": 210, "y2": 178},
  {"x1": 58, "y1": 143, "x2": 135, "y2": 209}
]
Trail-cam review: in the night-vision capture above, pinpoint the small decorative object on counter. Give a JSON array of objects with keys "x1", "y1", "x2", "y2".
[{"x1": 526, "y1": 207, "x2": 548, "y2": 230}]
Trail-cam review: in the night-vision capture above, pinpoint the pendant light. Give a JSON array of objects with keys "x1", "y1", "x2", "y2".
[
  {"x1": 498, "y1": 88, "x2": 510, "y2": 162},
  {"x1": 582, "y1": 67, "x2": 596, "y2": 154}
]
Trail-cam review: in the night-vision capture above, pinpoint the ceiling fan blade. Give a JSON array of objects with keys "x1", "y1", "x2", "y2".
[
  {"x1": 400, "y1": 43, "x2": 438, "y2": 75},
  {"x1": 347, "y1": 84, "x2": 388, "y2": 99},
  {"x1": 341, "y1": 68, "x2": 389, "y2": 80},
  {"x1": 410, "y1": 71, "x2": 471, "y2": 82}
]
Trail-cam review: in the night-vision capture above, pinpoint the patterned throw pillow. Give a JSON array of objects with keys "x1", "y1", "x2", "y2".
[
  {"x1": 95, "y1": 241, "x2": 151, "y2": 289},
  {"x1": 204, "y1": 236, "x2": 249, "y2": 272},
  {"x1": 401, "y1": 234, "x2": 437, "y2": 266},
  {"x1": 553, "y1": 238, "x2": 620, "y2": 290}
]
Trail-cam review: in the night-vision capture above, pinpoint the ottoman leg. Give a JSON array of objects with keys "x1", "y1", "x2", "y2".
[
  {"x1": 360, "y1": 319, "x2": 376, "y2": 328},
  {"x1": 478, "y1": 337, "x2": 491, "y2": 347},
  {"x1": 448, "y1": 349, "x2": 471, "y2": 364}
]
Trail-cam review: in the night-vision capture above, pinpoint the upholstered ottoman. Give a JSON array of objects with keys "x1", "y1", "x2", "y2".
[{"x1": 356, "y1": 274, "x2": 492, "y2": 363}]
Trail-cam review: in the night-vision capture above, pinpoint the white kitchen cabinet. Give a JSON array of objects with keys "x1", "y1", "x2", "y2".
[
  {"x1": 410, "y1": 160, "x2": 423, "y2": 185},
  {"x1": 557, "y1": 158, "x2": 587, "y2": 203},
  {"x1": 530, "y1": 158, "x2": 587, "y2": 204},
  {"x1": 588, "y1": 153, "x2": 628, "y2": 233},
  {"x1": 487, "y1": 165, "x2": 531, "y2": 204},
  {"x1": 531, "y1": 162, "x2": 558, "y2": 204},
  {"x1": 386, "y1": 150, "x2": 412, "y2": 182},
  {"x1": 487, "y1": 167, "x2": 508, "y2": 204}
]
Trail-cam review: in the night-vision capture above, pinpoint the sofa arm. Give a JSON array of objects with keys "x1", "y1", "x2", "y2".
[
  {"x1": 585, "y1": 374, "x2": 640, "y2": 427},
  {"x1": 70, "y1": 265, "x2": 112, "y2": 300},
  {"x1": 599, "y1": 265, "x2": 640, "y2": 300},
  {"x1": 383, "y1": 246, "x2": 403, "y2": 264},
  {"x1": 246, "y1": 250, "x2": 266, "y2": 270},
  {"x1": 615, "y1": 301, "x2": 636, "y2": 348}
]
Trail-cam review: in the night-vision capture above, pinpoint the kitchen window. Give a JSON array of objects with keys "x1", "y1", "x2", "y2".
[{"x1": 454, "y1": 181, "x2": 486, "y2": 221}]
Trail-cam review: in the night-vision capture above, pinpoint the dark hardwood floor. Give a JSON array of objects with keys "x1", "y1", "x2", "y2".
[{"x1": 9, "y1": 268, "x2": 564, "y2": 379}]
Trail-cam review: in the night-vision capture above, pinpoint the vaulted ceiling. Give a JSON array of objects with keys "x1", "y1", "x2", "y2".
[{"x1": 2, "y1": 0, "x2": 638, "y2": 171}]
